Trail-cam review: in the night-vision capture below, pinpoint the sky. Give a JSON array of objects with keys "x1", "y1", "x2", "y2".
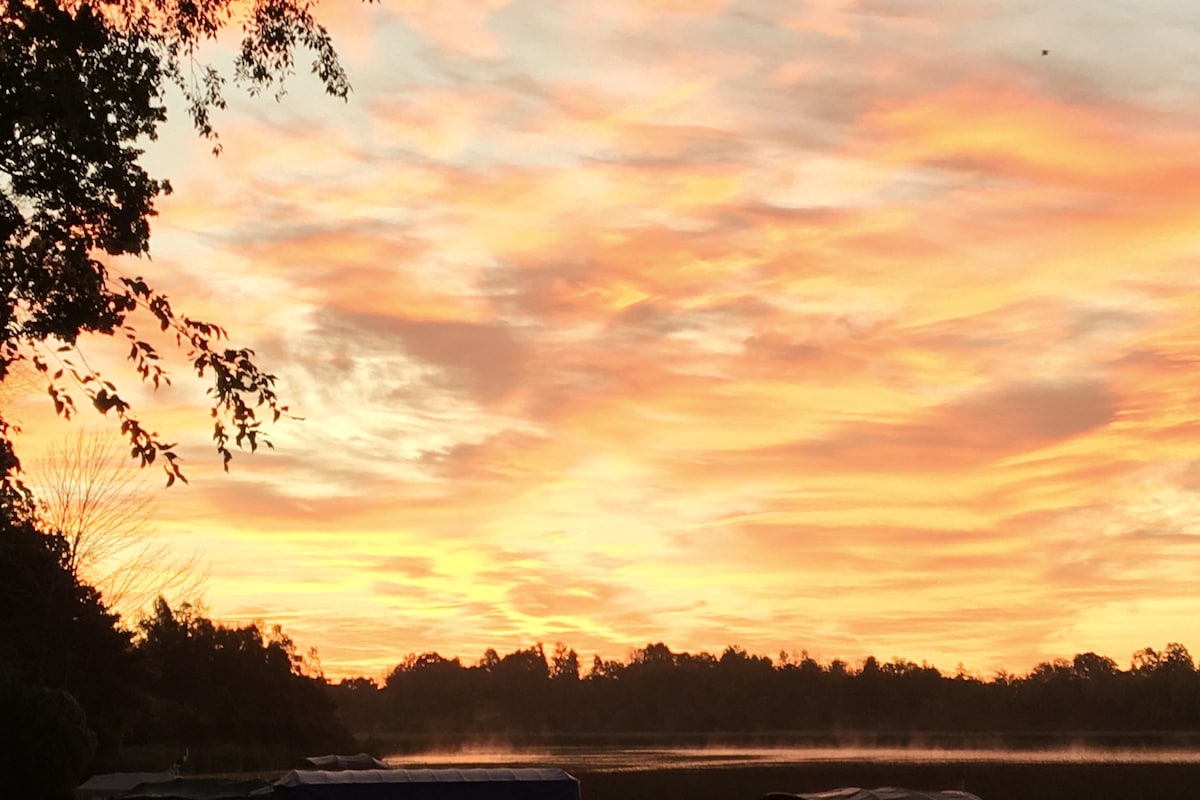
[{"x1": 11, "y1": 0, "x2": 1200, "y2": 681}]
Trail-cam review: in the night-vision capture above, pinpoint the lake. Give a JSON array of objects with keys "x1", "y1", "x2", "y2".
[
  {"x1": 389, "y1": 744, "x2": 1200, "y2": 770},
  {"x1": 387, "y1": 745, "x2": 1200, "y2": 800}
]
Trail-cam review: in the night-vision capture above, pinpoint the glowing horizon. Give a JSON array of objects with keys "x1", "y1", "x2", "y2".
[{"x1": 10, "y1": 0, "x2": 1200, "y2": 682}]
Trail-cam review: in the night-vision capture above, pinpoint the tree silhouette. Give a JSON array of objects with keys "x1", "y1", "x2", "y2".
[
  {"x1": 0, "y1": 483, "x2": 134, "y2": 762},
  {"x1": 358, "y1": 641, "x2": 1200, "y2": 743},
  {"x1": 135, "y1": 598, "x2": 349, "y2": 753},
  {"x1": 550, "y1": 642, "x2": 580, "y2": 682},
  {"x1": 0, "y1": 679, "x2": 95, "y2": 799},
  {"x1": 1, "y1": 0, "x2": 363, "y2": 484}
]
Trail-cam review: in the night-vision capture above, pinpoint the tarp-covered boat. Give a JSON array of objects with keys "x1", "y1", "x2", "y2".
[
  {"x1": 77, "y1": 773, "x2": 176, "y2": 800},
  {"x1": 275, "y1": 768, "x2": 581, "y2": 800},
  {"x1": 303, "y1": 754, "x2": 389, "y2": 771}
]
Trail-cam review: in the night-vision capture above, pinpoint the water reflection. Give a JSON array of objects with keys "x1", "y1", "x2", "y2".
[{"x1": 388, "y1": 746, "x2": 1200, "y2": 772}]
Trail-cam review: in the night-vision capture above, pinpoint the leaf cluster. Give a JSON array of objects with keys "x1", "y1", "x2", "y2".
[{"x1": 1, "y1": 0, "x2": 360, "y2": 482}]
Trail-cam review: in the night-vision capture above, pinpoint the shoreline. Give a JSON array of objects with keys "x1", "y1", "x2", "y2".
[{"x1": 570, "y1": 760, "x2": 1200, "y2": 800}]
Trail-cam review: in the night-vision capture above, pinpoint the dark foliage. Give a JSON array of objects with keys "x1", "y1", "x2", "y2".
[
  {"x1": 0, "y1": 482, "x2": 347, "y2": 788},
  {"x1": 0, "y1": 492, "x2": 134, "y2": 748},
  {"x1": 343, "y1": 640, "x2": 1200, "y2": 744},
  {"x1": 0, "y1": 678, "x2": 95, "y2": 800},
  {"x1": 133, "y1": 597, "x2": 352, "y2": 753}
]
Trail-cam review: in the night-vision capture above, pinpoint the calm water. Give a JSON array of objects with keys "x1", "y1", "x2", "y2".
[{"x1": 387, "y1": 745, "x2": 1200, "y2": 772}]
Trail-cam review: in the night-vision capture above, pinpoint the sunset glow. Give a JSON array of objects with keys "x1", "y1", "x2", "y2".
[{"x1": 11, "y1": 0, "x2": 1200, "y2": 681}]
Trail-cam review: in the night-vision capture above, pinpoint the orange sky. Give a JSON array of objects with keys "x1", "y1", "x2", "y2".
[{"x1": 10, "y1": 0, "x2": 1200, "y2": 681}]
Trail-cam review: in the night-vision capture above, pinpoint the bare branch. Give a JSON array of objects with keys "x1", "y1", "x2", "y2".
[{"x1": 26, "y1": 428, "x2": 206, "y2": 620}]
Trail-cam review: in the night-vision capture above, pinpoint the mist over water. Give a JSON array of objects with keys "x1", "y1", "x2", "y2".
[{"x1": 388, "y1": 745, "x2": 1200, "y2": 773}]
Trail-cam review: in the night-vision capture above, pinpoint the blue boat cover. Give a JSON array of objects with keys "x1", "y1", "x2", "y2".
[{"x1": 275, "y1": 768, "x2": 581, "y2": 800}]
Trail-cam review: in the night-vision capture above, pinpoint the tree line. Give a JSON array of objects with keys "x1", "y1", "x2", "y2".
[{"x1": 331, "y1": 641, "x2": 1200, "y2": 745}]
